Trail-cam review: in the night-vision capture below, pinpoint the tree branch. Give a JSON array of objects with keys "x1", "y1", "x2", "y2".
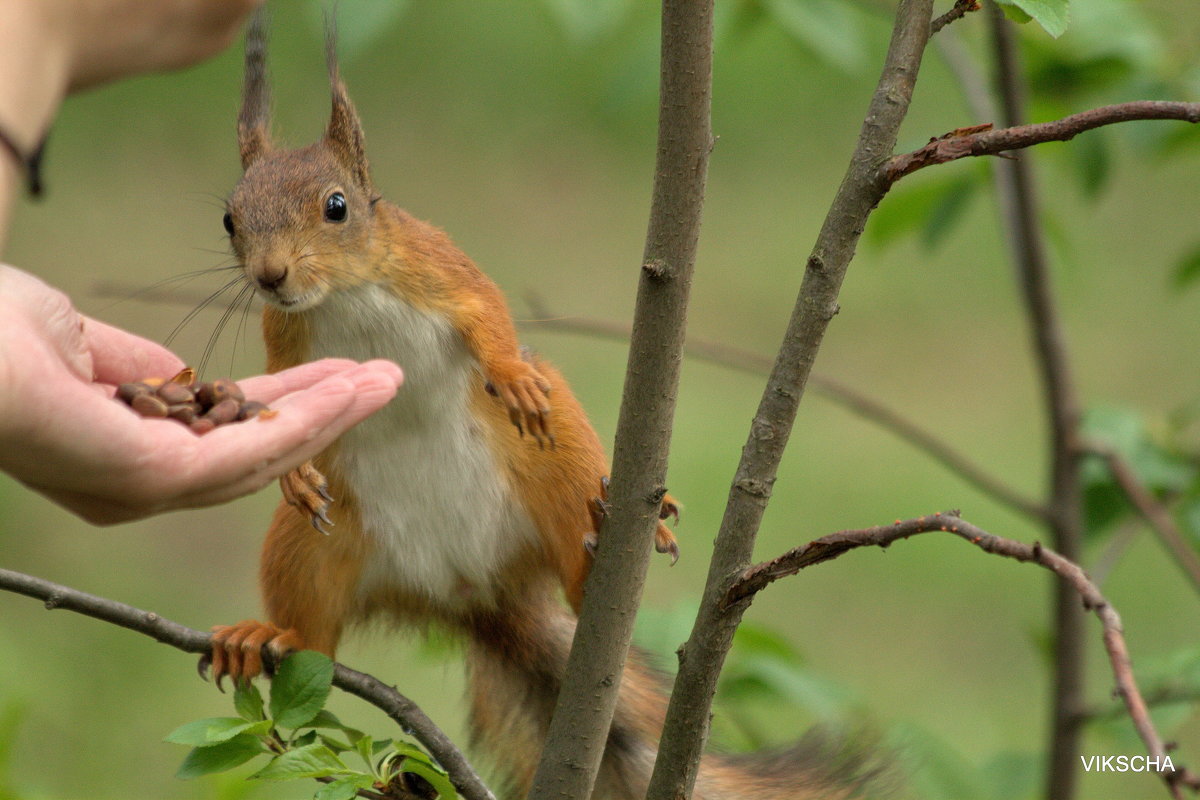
[
  {"x1": 645, "y1": 2, "x2": 936, "y2": 798},
  {"x1": 526, "y1": 1, "x2": 714, "y2": 798},
  {"x1": 723, "y1": 511, "x2": 1200, "y2": 800},
  {"x1": 0, "y1": 568, "x2": 496, "y2": 800},
  {"x1": 523, "y1": 298, "x2": 1047, "y2": 522},
  {"x1": 930, "y1": 0, "x2": 980, "y2": 35},
  {"x1": 883, "y1": 101, "x2": 1200, "y2": 184},
  {"x1": 1084, "y1": 442, "x2": 1200, "y2": 596},
  {"x1": 984, "y1": 8, "x2": 1088, "y2": 798}
]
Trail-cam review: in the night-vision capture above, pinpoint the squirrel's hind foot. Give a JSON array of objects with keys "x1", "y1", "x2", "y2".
[
  {"x1": 585, "y1": 476, "x2": 680, "y2": 565},
  {"x1": 202, "y1": 620, "x2": 304, "y2": 689}
]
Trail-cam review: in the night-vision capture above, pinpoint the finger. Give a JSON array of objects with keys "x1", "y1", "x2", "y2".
[
  {"x1": 82, "y1": 317, "x2": 186, "y2": 386},
  {"x1": 166, "y1": 365, "x2": 401, "y2": 508},
  {"x1": 236, "y1": 358, "x2": 383, "y2": 404}
]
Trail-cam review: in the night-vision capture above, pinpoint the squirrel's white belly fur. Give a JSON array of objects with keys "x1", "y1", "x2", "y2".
[{"x1": 302, "y1": 283, "x2": 538, "y2": 613}]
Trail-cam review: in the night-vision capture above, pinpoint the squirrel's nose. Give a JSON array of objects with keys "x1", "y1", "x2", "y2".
[{"x1": 254, "y1": 263, "x2": 288, "y2": 292}]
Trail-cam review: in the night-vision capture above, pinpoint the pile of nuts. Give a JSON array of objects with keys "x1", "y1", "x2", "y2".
[{"x1": 116, "y1": 368, "x2": 274, "y2": 435}]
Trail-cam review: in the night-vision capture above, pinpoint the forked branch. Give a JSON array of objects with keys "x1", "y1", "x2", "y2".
[
  {"x1": 884, "y1": 101, "x2": 1200, "y2": 184},
  {"x1": 1083, "y1": 441, "x2": 1200, "y2": 595},
  {"x1": 724, "y1": 512, "x2": 1200, "y2": 800},
  {"x1": 0, "y1": 568, "x2": 496, "y2": 800}
]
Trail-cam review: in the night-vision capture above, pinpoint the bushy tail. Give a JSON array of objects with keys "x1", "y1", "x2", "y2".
[{"x1": 464, "y1": 601, "x2": 887, "y2": 800}]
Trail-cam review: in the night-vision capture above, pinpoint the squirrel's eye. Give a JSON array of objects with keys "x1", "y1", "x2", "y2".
[
  {"x1": 222, "y1": 212, "x2": 235, "y2": 236},
  {"x1": 324, "y1": 192, "x2": 348, "y2": 223}
]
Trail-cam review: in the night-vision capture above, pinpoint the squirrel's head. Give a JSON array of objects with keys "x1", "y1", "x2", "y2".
[{"x1": 224, "y1": 12, "x2": 378, "y2": 312}]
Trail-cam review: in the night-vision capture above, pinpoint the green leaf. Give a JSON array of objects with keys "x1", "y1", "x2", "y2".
[
  {"x1": 306, "y1": 709, "x2": 366, "y2": 744},
  {"x1": 1079, "y1": 406, "x2": 1197, "y2": 536},
  {"x1": 319, "y1": 734, "x2": 353, "y2": 754},
  {"x1": 998, "y1": 3, "x2": 1033, "y2": 24},
  {"x1": 397, "y1": 760, "x2": 457, "y2": 800},
  {"x1": 355, "y1": 736, "x2": 376, "y2": 772},
  {"x1": 176, "y1": 735, "x2": 267, "y2": 779},
  {"x1": 1171, "y1": 244, "x2": 1200, "y2": 292},
  {"x1": 165, "y1": 717, "x2": 272, "y2": 747},
  {"x1": 234, "y1": 683, "x2": 266, "y2": 722},
  {"x1": 997, "y1": 0, "x2": 1069, "y2": 38},
  {"x1": 372, "y1": 738, "x2": 394, "y2": 757},
  {"x1": 249, "y1": 743, "x2": 353, "y2": 781},
  {"x1": 293, "y1": 730, "x2": 320, "y2": 748},
  {"x1": 270, "y1": 651, "x2": 335, "y2": 730},
  {"x1": 385, "y1": 745, "x2": 457, "y2": 800},
  {"x1": 314, "y1": 775, "x2": 377, "y2": 800},
  {"x1": 761, "y1": 0, "x2": 869, "y2": 72}
]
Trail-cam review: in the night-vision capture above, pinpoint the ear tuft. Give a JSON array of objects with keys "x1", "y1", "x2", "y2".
[
  {"x1": 324, "y1": 16, "x2": 374, "y2": 192},
  {"x1": 238, "y1": 7, "x2": 273, "y2": 169}
]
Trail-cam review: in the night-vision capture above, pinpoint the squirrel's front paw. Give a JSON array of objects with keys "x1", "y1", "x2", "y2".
[
  {"x1": 281, "y1": 461, "x2": 333, "y2": 533},
  {"x1": 485, "y1": 361, "x2": 553, "y2": 447},
  {"x1": 200, "y1": 620, "x2": 304, "y2": 689}
]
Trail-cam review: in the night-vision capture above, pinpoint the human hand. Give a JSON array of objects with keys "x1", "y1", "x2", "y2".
[
  {"x1": 62, "y1": 0, "x2": 267, "y2": 91},
  {"x1": 0, "y1": 266, "x2": 402, "y2": 524}
]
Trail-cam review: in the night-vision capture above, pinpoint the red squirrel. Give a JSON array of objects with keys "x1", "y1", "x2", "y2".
[{"x1": 207, "y1": 14, "x2": 873, "y2": 800}]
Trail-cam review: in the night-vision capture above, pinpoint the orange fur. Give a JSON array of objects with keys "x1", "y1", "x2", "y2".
[{"x1": 207, "y1": 20, "x2": 876, "y2": 800}]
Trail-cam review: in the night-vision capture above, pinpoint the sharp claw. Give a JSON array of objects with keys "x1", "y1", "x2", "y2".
[
  {"x1": 317, "y1": 507, "x2": 333, "y2": 528},
  {"x1": 317, "y1": 485, "x2": 333, "y2": 503},
  {"x1": 197, "y1": 652, "x2": 212, "y2": 681},
  {"x1": 215, "y1": 671, "x2": 227, "y2": 693},
  {"x1": 660, "y1": 540, "x2": 680, "y2": 566},
  {"x1": 660, "y1": 500, "x2": 680, "y2": 524},
  {"x1": 311, "y1": 515, "x2": 330, "y2": 536},
  {"x1": 262, "y1": 648, "x2": 279, "y2": 679},
  {"x1": 593, "y1": 497, "x2": 610, "y2": 518},
  {"x1": 601, "y1": 475, "x2": 610, "y2": 492},
  {"x1": 583, "y1": 531, "x2": 598, "y2": 555}
]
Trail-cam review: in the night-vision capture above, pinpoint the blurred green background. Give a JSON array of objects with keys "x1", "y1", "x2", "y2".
[{"x1": 3, "y1": 1, "x2": 1200, "y2": 798}]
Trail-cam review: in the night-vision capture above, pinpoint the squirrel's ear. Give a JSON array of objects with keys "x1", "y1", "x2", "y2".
[
  {"x1": 324, "y1": 20, "x2": 374, "y2": 192},
  {"x1": 238, "y1": 8, "x2": 273, "y2": 170}
]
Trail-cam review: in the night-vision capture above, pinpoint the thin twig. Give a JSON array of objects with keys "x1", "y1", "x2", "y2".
[
  {"x1": 645, "y1": 2, "x2": 936, "y2": 798},
  {"x1": 984, "y1": 8, "x2": 1088, "y2": 798},
  {"x1": 883, "y1": 100, "x2": 1200, "y2": 184},
  {"x1": 1084, "y1": 442, "x2": 1200, "y2": 595},
  {"x1": 0, "y1": 568, "x2": 496, "y2": 800},
  {"x1": 723, "y1": 511, "x2": 1200, "y2": 799},
  {"x1": 930, "y1": 0, "x2": 980, "y2": 35},
  {"x1": 523, "y1": 297, "x2": 1047, "y2": 522}
]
